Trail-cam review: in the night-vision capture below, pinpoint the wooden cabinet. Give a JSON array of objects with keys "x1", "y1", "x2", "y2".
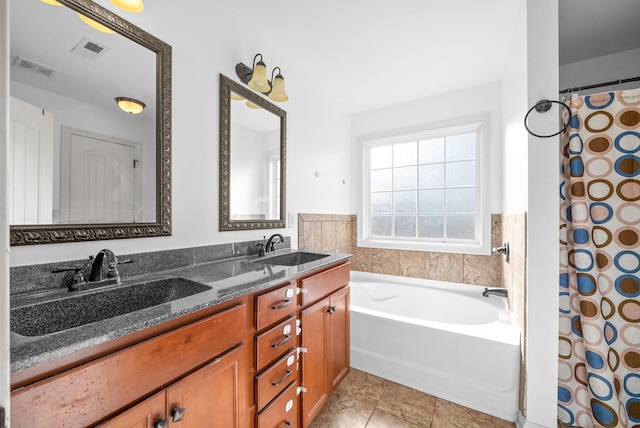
[
  {"x1": 11, "y1": 302, "x2": 248, "y2": 427},
  {"x1": 101, "y1": 345, "x2": 245, "y2": 427},
  {"x1": 299, "y1": 262, "x2": 350, "y2": 428}
]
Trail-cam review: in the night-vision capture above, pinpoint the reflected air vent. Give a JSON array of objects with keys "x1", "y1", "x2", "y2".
[
  {"x1": 13, "y1": 56, "x2": 58, "y2": 78},
  {"x1": 71, "y1": 37, "x2": 110, "y2": 60}
]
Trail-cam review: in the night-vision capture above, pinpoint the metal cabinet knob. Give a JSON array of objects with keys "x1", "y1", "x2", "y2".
[{"x1": 171, "y1": 407, "x2": 186, "y2": 422}]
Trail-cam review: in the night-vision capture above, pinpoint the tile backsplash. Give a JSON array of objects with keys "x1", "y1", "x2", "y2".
[{"x1": 298, "y1": 213, "x2": 503, "y2": 287}]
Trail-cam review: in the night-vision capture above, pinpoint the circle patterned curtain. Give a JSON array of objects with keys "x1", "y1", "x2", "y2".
[{"x1": 558, "y1": 89, "x2": 640, "y2": 428}]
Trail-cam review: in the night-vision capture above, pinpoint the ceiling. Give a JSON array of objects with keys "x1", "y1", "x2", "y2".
[
  {"x1": 558, "y1": 0, "x2": 640, "y2": 66},
  {"x1": 10, "y1": 0, "x2": 640, "y2": 116}
]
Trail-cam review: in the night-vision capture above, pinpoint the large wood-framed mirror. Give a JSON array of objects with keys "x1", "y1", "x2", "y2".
[
  {"x1": 9, "y1": 0, "x2": 171, "y2": 245},
  {"x1": 219, "y1": 74, "x2": 286, "y2": 231}
]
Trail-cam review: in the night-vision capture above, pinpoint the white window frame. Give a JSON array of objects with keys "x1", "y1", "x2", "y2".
[{"x1": 357, "y1": 116, "x2": 491, "y2": 255}]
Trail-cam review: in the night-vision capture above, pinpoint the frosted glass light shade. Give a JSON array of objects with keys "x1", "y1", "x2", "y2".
[
  {"x1": 246, "y1": 101, "x2": 262, "y2": 109},
  {"x1": 41, "y1": 0, "x2": 63, "y2": 5},
  {"x1": 77, "y1": 13, "x2": 116, "y2": 34},
  {"x1": 268, "y1": 74, "x2": 289, "y2": 102},
  {"x1": 116, "y1": 97, "x2": 146, "y2": 114},
  {"x1": 248, "y1": 61, "x2": 270, "y2": 93},
  {"x1": 230, "y1": 91, "x2": 244, "y2": 101},
  {"x1": 110, "y1": 0, "x2": 144, "y2": 13}
]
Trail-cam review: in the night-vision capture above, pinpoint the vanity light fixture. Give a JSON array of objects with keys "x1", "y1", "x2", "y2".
[
  {"x1": 40, "y1": 0, "x2": 63, "y2": 5},
  {"x1": 235, "y1": 53, "x2": 289, "y2": 102},
  {"x1": 268, "y1": 67, "x2": 288, "y2": 102},
  {"x1": 115, "y1": 97, "x2": 146, "y2": 114},
  {"x1": 110, "y1": 0, "x2": 145, "y2": 13}
]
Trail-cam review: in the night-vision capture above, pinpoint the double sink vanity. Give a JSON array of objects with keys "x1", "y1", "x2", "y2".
[{"x1": 10, "y1": 244, "x2": 352, "y2": 427}]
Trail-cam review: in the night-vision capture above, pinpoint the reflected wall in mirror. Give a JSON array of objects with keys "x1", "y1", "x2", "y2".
[
  {"x1": 9, "y1": 0, "x2": 172, "y2": 245},
  {"x1": 219, "y1": 74, "x2": 286, "y2": 231}
]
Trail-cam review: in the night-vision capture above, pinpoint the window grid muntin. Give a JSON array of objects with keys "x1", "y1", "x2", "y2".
[{"x1": 365, "y1": 125, "x2": 480, "y2": 243}]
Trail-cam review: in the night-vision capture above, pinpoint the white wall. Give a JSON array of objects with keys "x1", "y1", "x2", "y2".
[
  {"x1": 9, "y1": 4, "x2": 353, "y2": 267},
  {"x1": 350, "y1": 82, "x2": 504, "y2": 215},
  {"x1": 525, "y1": 0, "x2": 560, "y2": 426},
  {"x1": 501, "y1": 3, "x2": 528, "y2": 214},
  {"x1": 1, "y1": 0, "x2": 10, "y2": 423},
  {"x1": 560, "y1": 48, "x2": 640, "y2": 94}
]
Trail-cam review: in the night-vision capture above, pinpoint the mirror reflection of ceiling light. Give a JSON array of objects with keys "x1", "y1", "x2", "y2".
[
  {"x1": 115, "y1": 97, "x2": 146, "y2": 114},
  {"x1": 110, "y1": 0, "x2": 145, "y2": 13},
  {"x1": 76, "y1": 13, "x2": 116, "y2": 34},
  {"x1": 40, "y1": 0, "x2": 63, "y2": 5}
]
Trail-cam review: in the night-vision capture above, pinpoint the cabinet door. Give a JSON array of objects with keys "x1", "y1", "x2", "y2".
[
  {"x1": 300, "y1": 297, "x2": 329, "y2": 427},
  {"x1": 98, "y1": 391, "x2": 166, "y2": 428},
  {"x1": 166, "y1": 345, "x2": 246, "y2": 428},
  {"x1": 328, "y1": 286, "x2": 350, "y2": 389}
]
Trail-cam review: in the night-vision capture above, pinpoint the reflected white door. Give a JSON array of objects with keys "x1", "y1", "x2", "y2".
[
  {"x1": 60, "y1": 127, "x2": 141, "y2": 223},
  {"x1": 9, "y1": 96, "x2": 54, "y2": 224}
]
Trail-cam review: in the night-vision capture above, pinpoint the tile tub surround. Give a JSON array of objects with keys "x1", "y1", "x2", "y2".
[
  {"x1": 298, "y1": 213, "x2": 503, "y2": 287},
  {"x1": 9, "y1": 239, "x2": 352, "y2": 373},
  {"x1": 309, "y1": 369, "x2": 516, "y2": 428}
]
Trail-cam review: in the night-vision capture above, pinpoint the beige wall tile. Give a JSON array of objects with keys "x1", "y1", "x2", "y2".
[
  {"x1": 372, "y1": 248, "x2": 401, "y2": 276},
  {"x1": 429, "y1": 252, "x2": 464, "y2": 283},
  {"x1": 321, "y1": 221, "x2": 337, "y2": 252},
  {"x1": 399, "y1": 251, "x2": 430, "y2": 278}
]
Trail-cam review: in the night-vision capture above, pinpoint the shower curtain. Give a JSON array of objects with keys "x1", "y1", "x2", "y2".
[{"x1": 558, "y1": 88, "x2": 640, "y2": 428}]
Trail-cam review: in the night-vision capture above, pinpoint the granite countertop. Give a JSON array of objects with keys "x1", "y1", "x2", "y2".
[{"x1": 10, "y1": 250, "x2": 351, "y2": 373}]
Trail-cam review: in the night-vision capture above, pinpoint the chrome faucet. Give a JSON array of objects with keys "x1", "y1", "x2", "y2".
[
  {"x1": 482, "y1": 287, "x2": 508, "y2": 298},
  {"x1": 265, "y1": 234, "x2": 284, "y2": 253}
]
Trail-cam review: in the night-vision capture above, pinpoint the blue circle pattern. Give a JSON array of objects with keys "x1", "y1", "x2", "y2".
[
  {"x1": 570, "y1": 157, "x2": 585, "y2": 176},
  {"x1": 589, "y1": 373, "x2": 614, "y2": 401},
  {"x1": 586, "y1": 350, "x2": 605, "y2": 370},
  {"x1": 614, "y1": 251, "x2": 640, "y2": 273},
  {"x1": 628, "y1": 398, "x2": 640, "y2": 422},
  {"x1": 615, "y1": 275, "x2": 640, "y2": 297},
  {"x1": 614, "y1": 155, "x2": 640, "y2": 177},
  {"x1": 573, "y1": 249, "x2": 595, "y2": 272},
  {"x1": 574, "y1": 228, "x2": 590, "y2": 244},
  {"x1": 614, "y1": 131, "x2": 640, "y2": 154},
  {"x1": 604, "y1": 322, "x2": 617, "y2": 345},
  {"x1": 569, "y1": 134, "x2": 584, "y2": 155},
  {"x1": 589, "y1": 202, "x2": 614, "y2": 224},
  {"x1": 624, "y1": 373, "x2": 640, "y2": 397},
  {"x1": 592, "y1": 400, "x2": 617, "y2": 425},
  {"x1": 586, "y1": 93, "x2": 615, "y2": 109}
]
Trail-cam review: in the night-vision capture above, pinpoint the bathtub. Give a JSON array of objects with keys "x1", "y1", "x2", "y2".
[{"x1": 349, "y1": 271, "x2": 520, "y2": 421}]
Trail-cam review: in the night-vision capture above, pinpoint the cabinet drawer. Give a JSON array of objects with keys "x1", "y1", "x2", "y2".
[
  {"x1": 11, "y1": 303, "x2": 247, "y2": 428},
  {"x1": 256, "y1": 380, "x2": 298, "y2": 428},
  {"x1": 256, "y1": 349, "x2": 298, "y2": 411},
  {"x1": 299, "y1": 262, "x2": 350, "y2": 306},
  {"x1": 256, "y1": 282, "x2": 297, "y2": 330},
  {"x1": 256, "y1": 316, "x2": 297, "y2": 371}
]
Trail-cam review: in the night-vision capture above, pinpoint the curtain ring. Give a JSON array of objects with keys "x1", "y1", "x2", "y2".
[{"x1": 524, "y1": 99, "x2": 572, "y2": 138}]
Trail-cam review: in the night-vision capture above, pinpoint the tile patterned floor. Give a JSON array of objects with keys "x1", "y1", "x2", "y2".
[{"x1": 309, "y1": 369, "x2": 516, "y2": 428}]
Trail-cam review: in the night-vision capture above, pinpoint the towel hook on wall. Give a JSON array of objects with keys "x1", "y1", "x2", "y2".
[{"x1": 524, "y1": 99, "x2": 572, "y2": 138}]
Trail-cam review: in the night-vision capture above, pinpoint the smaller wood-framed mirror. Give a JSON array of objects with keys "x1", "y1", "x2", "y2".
[{"x1": 219, "y1": 74, "x2": 286, "y2": 231}]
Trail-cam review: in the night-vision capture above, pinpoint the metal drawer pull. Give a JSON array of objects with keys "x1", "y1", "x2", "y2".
[
  {"x1": 271, "y1": 300, "x2": 292, "y2": 310},
  {"x1": 271, "y1": 335, "x2": 291, "y2": 348},
  {"x1": 271, "y1": 369, "x2": 292, "y2": 386},
  {"x1": 327, "y1": 305, "x2": 337, "y2": 314},
  {"x1": 154, "y1": 418, "x2": 168, "y2": 428}
]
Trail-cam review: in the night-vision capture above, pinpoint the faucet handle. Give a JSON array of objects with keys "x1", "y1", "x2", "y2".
[{"x1": 256, "y1": 243, "x2": 265, "y2": 257}]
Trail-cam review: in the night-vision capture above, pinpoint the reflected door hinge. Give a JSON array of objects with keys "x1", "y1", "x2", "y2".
[{"x1": 133, "y1": 159, "x2": 140, "y2": 168}]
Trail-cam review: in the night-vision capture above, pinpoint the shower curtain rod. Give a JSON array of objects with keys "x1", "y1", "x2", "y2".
[{"x1": 559, "y1": 75, "x2": 640, "y2": 94}]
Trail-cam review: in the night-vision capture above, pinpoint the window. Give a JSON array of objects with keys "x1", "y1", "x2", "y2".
[{"x1": 358, "y1": 119, "x2": 490, "y2": 254}]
